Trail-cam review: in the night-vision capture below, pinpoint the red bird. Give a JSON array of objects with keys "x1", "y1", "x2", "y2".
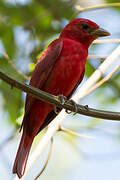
[{"x1": 13, "y1": 18, "x2": 110, "y2": 178}]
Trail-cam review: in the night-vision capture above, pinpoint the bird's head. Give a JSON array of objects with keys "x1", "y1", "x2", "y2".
[{"x1": 60, "y1": 18, "x2": 110, "y2": 48}]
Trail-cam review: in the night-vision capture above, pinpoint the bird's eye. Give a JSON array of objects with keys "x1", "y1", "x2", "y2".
[{"x1": 81, "y1": 23, "x2": 89, "y2": 30}]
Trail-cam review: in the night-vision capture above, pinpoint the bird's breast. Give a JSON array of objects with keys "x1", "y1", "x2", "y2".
[{"x1": 44, "y1": 38, "x2": 88, "y2": 96}]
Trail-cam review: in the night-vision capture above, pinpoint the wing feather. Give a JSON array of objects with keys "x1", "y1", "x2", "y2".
[{"x1": 22, "y1": 39, "x2": 63, "y2": 128}]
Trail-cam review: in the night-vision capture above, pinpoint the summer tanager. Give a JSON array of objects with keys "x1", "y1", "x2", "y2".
[{"x1": 13, "y1": 18, "x2": 110, "y2": 178}]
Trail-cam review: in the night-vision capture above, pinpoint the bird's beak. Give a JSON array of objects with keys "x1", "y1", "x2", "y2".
[{"x1": 90, "y1": 28, "x2": 110, "y2": 37}]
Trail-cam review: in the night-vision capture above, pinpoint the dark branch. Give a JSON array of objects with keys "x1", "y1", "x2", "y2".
[{"x1": 0, "y1": 70, "x2": 120, "y2": 121}]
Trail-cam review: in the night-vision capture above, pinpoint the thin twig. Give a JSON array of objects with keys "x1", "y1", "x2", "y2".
[
  {"x1": 71, "y1": 3, "x2": 120, "y2": 19},
  {"x1": 59, "y1": 126, "x2": 94, "y2": 139},
  {"x1": 86, "y1": 64, "x2": 120, "y2": 96},
  {"x1": 75, "y1": 44, "x2": 120, "y2": 101},
  {"x1": 93, "y1": 39, "x2": 120, "y2": 44},
  {"x1": 0, "y1": 70, "x2": 120, "y2": 120},
  {"x1": 88, "y1": 55, "x2": 106, "y2": 60},
  {"x1": 34, "y1": 138, "x2": 53, "y2": 180},
  {"x1": 2, "y1": 51, "x2": 30, "y2": 80},
  {"x1": 24, "y1": 0, "x2": 74, "y2": 29}
]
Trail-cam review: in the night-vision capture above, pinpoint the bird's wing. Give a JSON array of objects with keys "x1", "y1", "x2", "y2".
[
  {"x1": 38, "y1": 70, "x2": 85, "y2": 133},
  {"x1": 22, "y1": 39, "x2": 63, "y2": 126},
  {"x1": 67, "y1": 70, "x2": 85, "y2": 99}
]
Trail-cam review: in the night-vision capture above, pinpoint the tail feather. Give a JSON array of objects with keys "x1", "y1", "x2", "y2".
[{"x1": 13, "y1": 132, "x2": 33, "y2": 178}]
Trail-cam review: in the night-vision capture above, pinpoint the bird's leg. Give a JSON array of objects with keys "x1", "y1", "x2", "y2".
[
  {"x1": 54, "y1": 94, "x2": 67, "y2": 114},
  {"x1": 54, "y1": 106, "x2": 60, "y2": 114}
]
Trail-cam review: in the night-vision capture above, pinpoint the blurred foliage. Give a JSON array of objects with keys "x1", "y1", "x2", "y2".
[
  {"x1": 107, "y1": 0, "x2": 120, "y2": 10},
  {"x1": 0, "y1": 0, "x2": 75, "y2": 125},
  {"x1": 0, "y1": 0, "x2": 120, "y2": 127}
]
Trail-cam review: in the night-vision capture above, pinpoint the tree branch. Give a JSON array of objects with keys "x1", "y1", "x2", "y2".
[
  {"x1": 2, "y1": 51, "x2": 30, "y2": 80},
  {"x1": 0, "y1": 70, "x2": 120, "y2": 121},
  {"x1": 59, "y1": 126, "x2": 94, "y2": 139},
  {"x1": 88, "y1": 55, "x2": 106, "y2": 60},
  {"x1": 71, "y1": 3, "x2": 120, "y2": 19},
  {"x1": 33, "y1": 138, "x2": 53, "y2": 180},
  {"x1": 83, "y1": 64, "x2": 120, "y2": 97},
  {"x1": 75, "y1": 45, "x2": 120, "y2": 101},
  {"x1": 93, "y1": 39, "x2": 120, "y2": 44}
]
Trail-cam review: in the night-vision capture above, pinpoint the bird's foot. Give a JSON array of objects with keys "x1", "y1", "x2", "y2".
[
  {"x1": 54, "y1": 95, "x2": 67, "y2": 114},
  {"x1": 58, "y1": 94, "x2": 67, "y2": 105},
  {"x1": 66, "y1": 99, "x2": 78, "y2": 114},
  {"x1": 54, "y1": 95, "x2": 78, "y2": 115},
  {"x1": 54, "y1": 106, "x2": 60, "y2": 114}
]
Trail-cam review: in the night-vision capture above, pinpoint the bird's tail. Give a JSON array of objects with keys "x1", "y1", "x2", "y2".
[{"x1": 13, "y1": 131, "x2": 33, "y2": 178}]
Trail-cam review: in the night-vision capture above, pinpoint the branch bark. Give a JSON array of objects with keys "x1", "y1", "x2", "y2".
[{"x1": 0, "y1": 70, "x2": 120, "y2": 120}]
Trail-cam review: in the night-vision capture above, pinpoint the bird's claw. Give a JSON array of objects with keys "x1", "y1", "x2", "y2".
[
  {"x1": 54, "y1": 106, "x2": 59, "y2": 114},
  {"x1": 55, "y1": 95, "x2": 78, "y2": 115},
  {"x1": 54, "y1": 95, "x2": 67, "y2": 114},
  {"x1": 66, "y1": 99, "x2": 78, "y2": 114},
  {"x1": 70, "y1": 100, "x2": 78, "y2": 112},
  {"x1": 65, "y1": 109, "x2": 71, "y2": 114}
]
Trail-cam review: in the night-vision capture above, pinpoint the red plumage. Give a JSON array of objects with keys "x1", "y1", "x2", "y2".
[{"x1": 13, "y1": 18, "x2": 110, "y2": 178}]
